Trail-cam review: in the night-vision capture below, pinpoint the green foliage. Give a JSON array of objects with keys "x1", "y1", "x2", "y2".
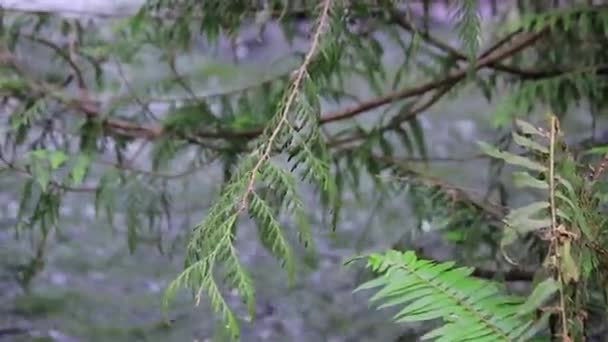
[
  {"x1": 507, "y1": 5, "x2": 608, "y2": 33},
  {"x1": 493, "y1": 5, "x2": 608, "y2": 126},
  {"x1": 4, "y1": 1, "x2": 608, "y2": 341},
  {"x1": 492, "y1": 70, "x2": 605, "y2": 127},
  {"x1": 355, "y1": 250, "x2": 551, "y2": 341},
  {"x1": 162, "y1": 2, "x2": 339, "y2": 338},
  {"x1": 477, "y1": 117, "x2": 608, "y2": 340},
  {"x1": 454, "y1": 0, "x2": 481, "y2": 63},
  {"x1": 358, "y1": 117, "x2": 608, "y2": 341}
]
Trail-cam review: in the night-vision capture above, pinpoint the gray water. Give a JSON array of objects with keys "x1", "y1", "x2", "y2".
[{"x1": 0, "y1": 2, "x2": 599, "y2": 342}]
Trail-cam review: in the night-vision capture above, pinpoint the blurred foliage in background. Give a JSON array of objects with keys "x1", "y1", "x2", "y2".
[{"x1": 3, "y1": 0, "x2": 608, "y2": 340}]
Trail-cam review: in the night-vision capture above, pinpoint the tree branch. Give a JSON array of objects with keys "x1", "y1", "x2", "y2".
[
  {"x1": 44, "y1": 28, "x2": 545, "y2": 143},
  {"x1": 1, "y1": 13, "x2": 549, "y2": 150},
  {"x1": 318, "y1": 29, "x2": 546, "y2": 124}
]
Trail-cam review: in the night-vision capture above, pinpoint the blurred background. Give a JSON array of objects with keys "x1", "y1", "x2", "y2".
[{"x1": 0, "y1": 1, "x2": 604, "y2": 341}]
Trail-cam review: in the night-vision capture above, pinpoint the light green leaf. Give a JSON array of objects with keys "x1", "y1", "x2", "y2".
[
  {"x1": 443, "y1": 230, "x2": 466, "y2": 242},
  {"x1": 554, "y1": 191, "x2": 593, "y2": 238},
  {"x1": 505, "y1": 201, "x2": 550, "y2": 224},
  {"x1": 560, "y1": 240, "x2": 580, "y2": 283},
  {"x1": 513, "y1": 171, "x2": 548, "y2": 190},
  {"x1": 512, "y1": 132, "x2": 549, "y2": 154},
  {"x1": 477, "y1": 141, "x2": 546, "y2": 171},
  {"x1": 584, "y1": 146, "x2": 608, "y2": 155},
  {"x1": 49, "y1": 151, "x2": 68, "y2": 170},
  {"x1": 28, "y1": 149, "x2": 68, "y2": 186},
  {"x1": 199, "y1": 61, "x2": 241, "y2": 79},
  {"x1": 508, "y1": 217, "x2": 552, "y2": 233},
  {"x1": 556, "y1": 208, "x2": 572, "y2": 222},
  {"x1": 515, "y1": 119, "x2": 547, "y2": 137},
  {"x1": 557, "y1": 177, "x2": 576, "y2": 197},
  {"x1": 29, "y1": 149, "x2": 48, "y2": 160},
  {"x1": 71, "y1": 153, "x2": 92, "y2": 185},
  {"x1": 501, "y1": 226, "x2": 519, "y2": 248},
  {"x1": 30, "y1": 159, "x2": 50, "y2": 192},
  {"x1": 358, "y1": 250, "x2": 532, "y2": 341},
  {"x1": 517, "y1": 278, "x2": 559, "y2": 316}
]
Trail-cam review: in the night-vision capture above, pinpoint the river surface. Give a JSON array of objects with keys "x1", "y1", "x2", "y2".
[{"x1": 0, "y1": 1, "x2": 599, "y2": 342}]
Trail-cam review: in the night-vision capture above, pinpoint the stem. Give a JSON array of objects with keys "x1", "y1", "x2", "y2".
[
  {"x1": 237, "y1": 0, "x2": 332, "y2": 212},
  {"x1": 549, "y1": 115, "x2": 569, "y2": 340}
]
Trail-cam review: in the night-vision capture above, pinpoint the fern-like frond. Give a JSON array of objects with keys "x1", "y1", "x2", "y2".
[
  {"x1": 356, "y1": 250, "x2": 548, "y2": 341},
  {"x1": 476, "y1": 117, "x2": 606, "y2": 338},
  {"x1": 163, "y1": 1, "x2": 337, "y2": 339},
  {"x1": 453, "y1": 0, "x2": 481, "y2": 62},
  {"x1": 507, "y1": 5, "x2": 608, "y2": 34},
  {"x1": 164, "y1": 213, "x2": 243, "y2": 338},
  {"x1": 249, "y1": 191, "x2": 296, "y2": 281},
  {"x1": 492, "y1": 69, "x2": 605, "y2": 127},
  {"x1": 259, "y1": 162, "x2": 314, "y2": 249}
]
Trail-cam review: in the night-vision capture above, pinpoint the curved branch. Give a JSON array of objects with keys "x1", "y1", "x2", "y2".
[
  {"x1": 318, "y1": 29, "x2": 546, "y2": 124},
  {"x1": 2, "y1": 25, "x2": 546, "y2": 146},
  {"x1": 61, "y1": 28, "x2": 546, "y2": 143}
]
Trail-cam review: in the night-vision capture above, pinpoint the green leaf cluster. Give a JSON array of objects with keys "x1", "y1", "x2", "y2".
[{"x1": 355, "y1": 250, "x2": 553, "y2": 341}]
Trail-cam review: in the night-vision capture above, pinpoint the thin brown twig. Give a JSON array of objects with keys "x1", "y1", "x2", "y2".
[
  {"x1": 328, "y1": 81, "x2": 457, "y2": 148},
  {"x1": 3, "y1": 21, "x2": 547, "y2": 145},
  {"x1": 114, "y1": 60, "x2": 160, "y2": 122},
  {"x1": 321, "y1": 29, "x2": 547, "y2": 125},
  {"x1": 479, "y1": 29, "x2": 523, "y2": 59},
  {"x1": 238, "y1": 0, "x2": 333, "y2": 212},
  {"x1": 373, "y1": 153, "x2": 509, "y2": 219},
  {"x1": 21, "y1": 34, "x2": 87, "y2": 88},
  {"x1": 389, "y1": 13, "x2": 563, "y2": 79},
  {"x1": 549, "y1": 115, "x2": 569, "y2": 341}
]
